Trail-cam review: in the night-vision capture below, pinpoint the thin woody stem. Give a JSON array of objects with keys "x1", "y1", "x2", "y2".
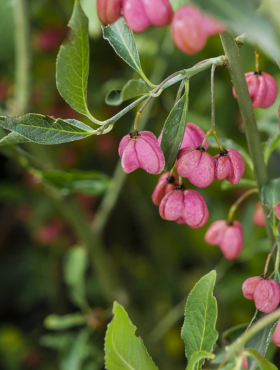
[
  {"x1": 227, "y1": 188, "x2": 258, "y2": 223},
  {"x1": 211, "y1": 64, "x2": 217, "y2": 131},
  {"x1": 175, "y1": 80, "x2": 186, "y2": 104},
  {"x1": 255, "y1": 45, "x2": 260, "y2": 73},
  {"x1": 264, "y1": 241, "x2": 277, "y2": 277}
]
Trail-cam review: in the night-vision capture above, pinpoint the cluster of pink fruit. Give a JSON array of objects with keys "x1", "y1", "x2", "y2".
[{"x1": 97, "y1": 0, "x2": 225, "y2": 54}]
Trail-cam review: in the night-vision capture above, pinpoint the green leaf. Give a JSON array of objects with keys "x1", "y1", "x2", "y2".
[
  {"x1": 244, "y1": 348, "x2": 277, "y2": 370},
  {"x1": 105, "y1": 302, "x2": 159, "y2": 370},
  {"x1": 0, "y1": 131, "x2": 29, "y2": 146},
  {"x1": 0, "y1": 115, "x2": 94, "y2": 145},
  {"x1": 40, "y1": 169, "x2": 109, "y2": 195},
  {"x1": 181, "y1": 271, "x2": 218, "y2": 366},
  {"x1": 186, "y1": 351, "x2": 215, "y2": 370},
  {"x1": 106, "y1": 79, "x2": 151, "y2": 106},
  {"x1": 44, "y1": 313, "x2": 86, "y2": 330},
  {"x1": 161, "y1": 82, "x2": 189, "y2": 171},
  {"x1": 221, "y1": 179, "x2": 257, "y2": 190},
  {"x1": 245, "y1": 310, "x2": 277, "y2": 370},
  {"x1": 56, "y1": 1, "x2": 98, "y2": 123},
  {"x1": 102, "y1": 18, "x2": 155, "y2": 88},
  {"x1": 222, "y1": 324, "x2": 248, "y2": 345},
  {"x1": 61, "y1": 329, "x2": 90, "y2": 370},
  {"x1": 209, "y1": 137, "x2": 253, "y2": 171},
  {"x1": 64, "y1": 247, "x2": 88, "y2": 308},
  {"x1": 264, "y1": 132, "x2": 280, "y2": 164},
  {"x1": 191, "y1": 0, "x2": 280, "y2": 60},
  {"x1": 170, "y1": 0, "x2": 190, "y2": 11},
  {"x1": 261, "y1": 178, "x2": 280, "y2": 231}
]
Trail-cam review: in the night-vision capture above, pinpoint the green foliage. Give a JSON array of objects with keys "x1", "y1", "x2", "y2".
[
  {"x1": 222, "y1": 324, "x2": 248, "y2": 345},
  {"x1": 56, "y1": 1, "x2": 96, "y2": 122},
  {"x1": 186, "y1": 351, "x2": 215, "y2": 370},
  {"x1": 41, "y1": 170, "x2": 110, "y2": 195},
  {"x1": 106, "y1": 79, "x2": 151, "y2": 106},
  {"x1": 0, "y1": 115, "x2": 94, "y2": 144},
  {"x1": 63, "y1": 246, "x2": 88, "y2": 308},
  {"x1": 102, "y1": 18, "x2": 155, "y2": 88},
  {"x1": 261, "y1": 178, "x2": 280, "y2": 232},
  {"x1": 161, "y1": 82, "x2": 189, "y2": 171},
  {"x1": 0, "y1": 132, "x2": 29, "y2": 146},
  {"x1": 264, "y1": 132, "x2": 280, "y2": 164},
  {"x1": 105, "y1": 302, "x2": 159, "y2": 370},
  {"x1": 181, "y1": 271, "x2": 218, "y2": 364},
  {"x1": 221, "y1": 179, "x2": 257, "y2": 190},
  {"x1": 44, "y1": 313, "x2": 86, "y2": 330},
  {"x1": 244, "y1": 348, "x2": 278, "y2": 370}
]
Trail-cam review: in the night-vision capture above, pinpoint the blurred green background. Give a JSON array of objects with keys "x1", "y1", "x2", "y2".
[{"x1": 0, "y1": 0, "x2": 280, "y2": 369}]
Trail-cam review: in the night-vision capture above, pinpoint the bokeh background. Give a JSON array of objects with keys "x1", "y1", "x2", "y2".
[{"x1": 0, "y1": 0, "x2": 280, "y2": 369}]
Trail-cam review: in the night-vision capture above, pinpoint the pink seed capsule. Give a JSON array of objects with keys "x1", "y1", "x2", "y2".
[
  {"x1": 171, "y1": 4, "x2": 226, "y2": 55},
  {"x1": 152, "y1": 172, "x2": 179, "y2": 206},
  {"x1": 119, "y1": 131, "x2": 165, "y2": 174},
  {"x1": 253, "y1": 279, "x2": 280, "y2": 313},
  {"x1": 176, "y1": 147, "x2": 215, "y2": 188},
  {"x1": 214, "y1": 149, "x2": 245, "y2": 185},
  {"x1": 242, "y1": 276, "x2": 262, "y2": 300},
  {"x1": 272, "y1": 321, "x2": 280, "y2": 347},
  {"x1": 275, "y1": 202, "x2": 280, "y2": 220},
  {"x1": 242, "y1": 355, "x2": 248, "y2": 370},
  {"x1": 158, "y1": 122, "x2": 208, "y2": 150},
  {"x1": 159, "y1": 188, "x2": 209, "y2": 228},
  {"x1": 233, "y1": 72, "x2": 278, "y2": 109},
  {"x1": 205, "y1": 220, "x2": 243, "y2": 260},
  {"x1": 123, "y1": 0, "x2": 173, "y2": 33},
  {"x1": 97, "y1": 0, "x2": 122, "y2": 24},
  {"x1": 253, "y1": 202, "x2": 265, "y2": 227}
]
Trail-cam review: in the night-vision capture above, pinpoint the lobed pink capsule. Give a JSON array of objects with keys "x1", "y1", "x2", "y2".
[
  {"x1": 159, "y1": 188, "x2": 209, "y2": 228},
  {"x1": 272, "y1": 321, "x2": 280, "y2": 347},
  {"x1": 275, "y1": 202, "x2": 280, "y2": 220},
  {"x1": 152, "y1": 172, "x2": 179, "y2": 206},
  {"x1": 158, "y1": 122, "x2": 208, "y2": 150},
  {"x1": 233, "y1": 72, "x2": 278, "y2": 109},
  {"x1": 119, "y1": 131, "x2": 165, "y2": 174},
  {"x1": 176, "y1": 147, "x2": 215, "y2": 188},
  {"x1": 214, "y1": 149, "x2": 245, "y2": 185},
  {"x1": 205, "y1": 220, "x2": 243, "y2": 260},
  {"x1": 242, "y1": 276, "x2": 262, "y2": 300},
  {"x1": 171, "y1": 4, "x2": 226, "y2": 54},
  {"x1": 123, "y1": 0, "x2": 173, "y2": 33},
  {"x1": 253, "y1": 279, "x2": 280, "y2": 313},
  {"x1": 253, "y1": 202, "x2": 265, "y2": 227},
  {"x1": 97, "y1": 0, "x2": 122, "y2": 24}
]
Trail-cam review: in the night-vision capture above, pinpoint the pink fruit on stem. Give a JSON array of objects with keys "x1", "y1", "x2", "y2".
[
  {"x1": 272, "y1": 321, "x2": 280, "y2": 347},
  {"x1": 253, "y1": 202, "x2": 265, "y2": 227},
  {"x1": 275, "y1": 202, "x2": 280, "y2": 220},
  {"x1": 152, "y1": 172, "x2": 179, "y2": 206},
  {"x1": 242, "y1": 276, "x2": 262, "y2": 300},
  {"x1": 233, "y1": 72, "x2": 278, "y2": 109},
  {"x1": 214, "y1": 149, "x2": 245, "y2": 184},
  {"x1": 242, "y1": 355, "x2": 248, "y2": 369},
  {"x1": 205, "y1": 220, "x2": 243, "y2": 260},
  {"x1": 171, "y1": 4, "x2": 225, "y2": 55},
  {"x1": 97, "y1": 0, "x2": 122, "y2": 24},
  {"x1": 123, "y1": 0, "x2": 173, "y2": 33},
  {"x1": 253, "y1": 279, "x2": 280, "y2": 313},
  {"x1": 158, "y1": 122, "x2": 208, "y2": 150},
  {"x1": 119, "y1": 131, "x2": 165, "y2": 174},
  {"x1": 159, "y1": 188, "x2": 209, "y2": 228},
  {"x1": 176, "y1": 147, "x2": 215, "y2": 188}
]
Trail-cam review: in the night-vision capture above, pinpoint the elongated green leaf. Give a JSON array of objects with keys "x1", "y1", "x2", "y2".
[
  {"x1": 244, "y1": 348, "x2": 277, "y2": 370},
  {"x1": 44, "y1": 313, "x2": 86, "y2": 330},
  {"x1": 0, "y1": 131, "x2": 29, "y2": 146},
  {"x1": 264, "y1": 132, "x2": 280, "y2": 164},
  {"x1": 0, "y1": 115, "x2": 94, "y2": 144},
  {"x1": 192, "y1": 0, "x2": 280, "y2": 60},
  {"x1": 64, "y1": 247, "x2": 88, "y2": 307},
  {"x1": 161, "y1": 84, "x2": 189, "y2": 171},
  {"x1": 209, "y1": 137, "x2": 253, "y2": 171},
  {"x1": 102, "y1": 18, "x2": 154, "y2": 87},
  {"x1": 261, "y1": 178, "x2": 280, "y2": 231},
  {"x1": 186, "y1": 351, "x2": 215, "y2": 370},
  {"x1": 105, "y1": 302, "x2": 158, "y2": 370},
  {"x1": 40, "y1": 170, "x2": 109, "y2": 195},
  {"x1": 61, "y1": 329, "x2": 90, "y2": 370},
  {"x1": 245, "y1": 310, "x2": 277, "y2": 370},
  {"x1": 56, "y1": 1, "x2": 94, "y2": 121},
  {"x1": 221, "y1": 179, "x2": 257, "y2": 191},
  {"x1": 181, "y1": 271, "x2": 218, "y2": 365},
  {"x1": 106, "y1": 79, "x2": 151, "y2": 106}
]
